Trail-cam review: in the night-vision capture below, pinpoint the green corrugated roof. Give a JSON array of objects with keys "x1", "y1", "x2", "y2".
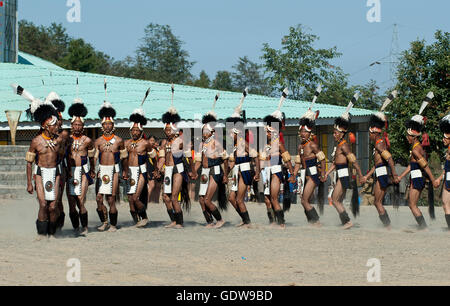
[{"x1": 0, "y1": 52, "x2": 374, "y2": 124}]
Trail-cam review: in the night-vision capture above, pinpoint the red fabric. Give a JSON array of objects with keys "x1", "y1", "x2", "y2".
[
  {"x1": 246, "y1": 130, "x2": 254, "y2": 145},
  {"x1": 348, "y1": 132, "x2": 356, "y2": 144},
  {"x1": 422, "y1": 133, "x2": 430, "y2": 147},
  {"x1": 279, "y1": 132, "x2": 285, "y2": 145}
]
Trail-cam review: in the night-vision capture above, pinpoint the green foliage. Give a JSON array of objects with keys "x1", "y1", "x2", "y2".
[
  {"x1": 134, "y1": 23, "x2": 194, "y2": 84},
  {"x1": 388, "y1": 30, "x2": 450, "y2": 164},
  {"x1": 60, "y1": 39, "x2": 111, "y2": 73},
  {"x1": 212, "y1": 71, "x2": 234, "y2": 91},
  {"x1": 192, "y1": 70, "x2": 211, "y2": 88},
  {"x1": 261, "y1": 25, "x2": 345, "y2": 102},
  {"x1": 232, "y1": 56, "x2": 271, "y2": 95},
  {"x1": 19, "y1": 20, "x2": 70, "y2": 65}
]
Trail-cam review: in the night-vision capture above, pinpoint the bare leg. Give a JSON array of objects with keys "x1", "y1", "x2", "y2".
[
  {"x1": 331, "y1": 179, "x2": 352, "y2": 229},
  {"x1": 301, "y1": 177, "x2": 320, "y2": 225},
  {"x1": 442, "y1": 188, "x2": 450, "y2": 229},
  {"x1": 408, "y1": 187, "x2": 427, "y2": 229},
  {"x1": 204, "y1": 177, "x2": 225, "y2": 228},
  {"x1": 270, "y1": 175, "x2": 285, "y2": 228},
  {"x1": 236, "y1": 174, "x2": 251, "y2": 226},
  {"x1": 134, "y1": 174, "x2": 149, "y2": 227},
  {"x1": 171, "y1": 173, "x2": 184, "y2": 228},
  {"x1": 373, "y1": 180, "x2": 390, "y2": 227},
  {"x1": 35, "y1": 175, "x2": 49, "y2": 239},
  {"x1": 264, "y1": 195, "x2": 275, "y2": 224}
]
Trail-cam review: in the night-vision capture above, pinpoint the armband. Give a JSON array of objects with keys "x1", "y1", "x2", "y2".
[
  {"x1": 25, "y1": 151, "x2": 36, "y2": 163},
  {"x1": 281, "y1": 151, "x2": 292, "y2": 163},
  {"x1": 249, "y1": 148, "x2": 258, "y2": 158},
  {"x1": 316, "y1": 151, "x2": 326, "y2": 162},
  {"x1": 259, "y1": 151, "x2": 268, "y2": 161},
  {"x1": 88, "y1": 148, "x2": 96, "y2": 158},
  {"x1": 94, "y1": 149, "x2": 99, "y2": 160},
  {"x1": 221, "y1": 151, "x2": 229, "y2": 160},
  {"x1": 148, "y1": 149, "x2": 157, "y2": 159},
  {"x1": 294, "y1": 155, "x2": 301, "y2": 164},
  {"x1": 347, "y1": 153, "x2": 357, "y2": 163},
  {"x1": 158, "y1": 149, "x2": 166, "y2": 158},
  {"x1": 120, "y1": 148, "x2": 128, "y2": 159},
  {"x1": 417, "y1": 157, "x2": 428, "y2": 169},
  {"x1": 380, "y1": 150, "x2": 392, "y2": 161},
  {"x1": 194, "y1": 152, "x2": 202, "y2": 163}
]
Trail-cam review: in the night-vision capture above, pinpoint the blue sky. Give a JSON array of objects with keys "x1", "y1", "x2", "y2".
[{"x1": 18, "y1": 0, "x2": 449, "y2": 92}]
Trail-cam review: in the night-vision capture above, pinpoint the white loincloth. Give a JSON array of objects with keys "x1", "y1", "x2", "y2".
[
  {"x1": 127, "y1": 166, "x2": 140, "y2": 195},
  {"x1": 99, "y1": 165, "x2": 115, "y2": 195},
  {"x1": 41, "y1": 167, "x2": 57, "y2": 201},
  {"x1": 164, "y1": 166, "x2": 173, "y2": 194},
  {"x1": 199, "y1": 168, "x2": 211, "y2": 196},
  {"x1": 68, "y1": 166, "x2": 82, "y2": 196}
]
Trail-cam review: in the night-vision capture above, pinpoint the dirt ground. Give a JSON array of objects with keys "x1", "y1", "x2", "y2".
[{"x1": 0, "y1": 197, "x2": 448, "y2": 286}]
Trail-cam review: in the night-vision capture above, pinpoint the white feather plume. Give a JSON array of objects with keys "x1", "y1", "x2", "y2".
[
  {"x1": 10, "y1": 83, "x2": 35, "y2": 103},
  {"x1": 301, "y1": 109, "x2": 316, "y2": 120},
  {"x1": 277, "y1": 88, "x2": 289, "y2": 110},
  {"x1": 132, "y1": 108, "x2": 145, "y2": 116},
  {"x1": 168, "y1": 106, "x2": 178, "y2": 115},
  {"x1": 45, "y1": 91, "x2": 61, "y2": 103},
  {"x1": 374, "y1": 111, "x2": 387, "y2": 122},
  {"x1": 411, "y1": 115, "x2": 424, "y2": 124},
  {"x1": 380, "y1": 90, "x2": 398, "y2": 112},
  {"x1": 310, "y1": 84, "x2": 322, "y2": 108},
  {"x1": 271, "y1": 110, "x2": 283, "y2": 121},
  {"x1": 73, "y1": 98, "x2": 83, "y2": 104}
]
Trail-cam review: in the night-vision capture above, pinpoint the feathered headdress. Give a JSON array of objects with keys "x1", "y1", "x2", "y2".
[
  {"x1": 226, "y1": 88, "x2": 248, "y2": 127},
  {"x1": 11, "y1": 83, "x2": 58, "y2": 126},
  {"x1": 69, "y1": 78, "x2": 88, "y2": 123},
  {"x1": 45, "y1": 91, "x2": 65, "y2": 119},
  {"x1": 334, "y1": 93, "x2": 359, "y2": 133},
  {"x1": 202, "y1": 93, "x2": 220, "y2": 132},
  {"x1": 440, "y1": 114, "x2": 450, "y2": 138},
  {"x1": 369, "y1": 90, "x2": 398, "y2": 133},
  {"x1": 98, "y1": 79, "x2": 116, "y2": 123},
  {"x1": 130, "y1": 88, "x2": 150, "y2": 130},
  {"x1": 405, "y1": 92, "x2": 433, "y2": 137},
  {"x1": 299, "y1": 84, "x2": 322, "y2": 132},
  {"x1": 263, "y1": 88, "x2": 289, "y2": 130},
  {"x1": 162, "y1": 84, "x2": 181, "y2": 132}
]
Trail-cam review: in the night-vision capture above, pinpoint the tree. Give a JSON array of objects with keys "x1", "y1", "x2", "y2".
[
  {"x1": 60, "y1": 39, "x2": 112, "y2": 74},
  {"x1": 134, "y1": 23, "x2": 194, "y2": 83},
  {"x1": 19, "y1": 21, "x2": 70, "y2": 64},
  {"x1": 212, "y1": 71, "x2": 234, "y2": 91},
  {"x1": 388, "y1": 30, "x2": 450, "y2": 164},
  {"x1": 352, "y1": 80, "x2": 382, "y2": 110},
  {"x1": 193, "y1": 70, "x2": 211, "y2": 88},
  {"x1": 261, "y1": 25, "x2": 344, "y2": 101},
  {"x1": 232, "y1": 56, "x2": 270, "y2": 95}
]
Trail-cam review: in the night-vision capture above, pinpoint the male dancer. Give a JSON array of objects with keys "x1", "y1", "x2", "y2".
[
  {"x1": 94, "y1": 97, "x2": 128, "y2": 232},
  {"x1": 147, "y1": 135, "x2": 160, "y2": 203},
  {"x1": 361, "y1": 91, "x2": 400, "y2": 228},
  {"x1": 125, "y1": 91, "x2": 152, "y2": 228},
  {"x1": 398, "y1": 93, "x2": 439, "y2": 229},
  {"x1": 324, "y1": 94, "x2": 366, "y2": 229},
  {"x1": 292, "y1": 86, "x2": 325, "y2": 226},
  {"x1": 192, "y1": 93, "x2": 228, "y2": 228},
  {"x1": 260, "y1": 88, "x2": 295, "y2": 228},
  {"x1": 66, "y1": 97, "x2": 95, "y2": 236},
  {"x1": 46, "y1": 92, "x2": 69, "y2": 230},
  {"x1": 156, "y1": 86, "x2": 191, "y2": 228},
  {"x1": 436, "y1": 114, "x2": 450, "y2": 229},
  {"x1": 226, "y1": 88, "x2": 260, "y2": 227},
  {"x1": 14, "y1": 85, "x2": 65, "y2": 239}
]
